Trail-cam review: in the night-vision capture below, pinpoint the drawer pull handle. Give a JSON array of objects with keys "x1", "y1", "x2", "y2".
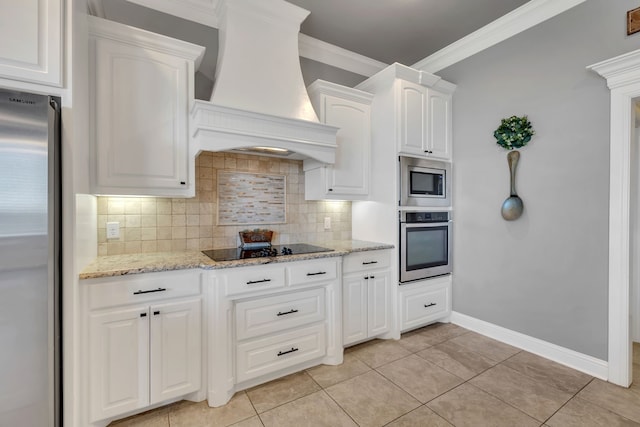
[
  {"x1": 306, "y1": 271, "x2": 326, "y2": 276},
  {"x1": 153, "y1": 311, "x2": 160, "y2": 315},
  {"x1": 133, "y1": 287, "x2": 167, "y2": 295},
  {"x1": 362, "y1": 261, "x2": 378, "y2": 265},
  {"x1": 277, "y1": 347, "x2": 299, "y2": 357},
  {"x1": 424, "y1": 303, "x2": 437, "y2": 308},
  {"x1": 246, "y1": 279, "x2": 272, "y2": 285},
  {"x1": 277, "y1": 309, "x2": 299, "y2": 317},
  {"x1": 140, "y1": 313, "x2": 147, "y2": 318}
]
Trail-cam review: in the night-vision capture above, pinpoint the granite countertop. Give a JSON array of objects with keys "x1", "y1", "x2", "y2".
[{"x1": 79, "y1": 240, "x2": 394, "y2": 280}]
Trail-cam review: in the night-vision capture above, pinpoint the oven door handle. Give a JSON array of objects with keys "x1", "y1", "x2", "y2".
[{"x1": 401, "y1": 221, "x2": 451, "y2": 228}]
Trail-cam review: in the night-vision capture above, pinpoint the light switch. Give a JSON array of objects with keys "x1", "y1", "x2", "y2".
[
  {"x1": 324, "y1": 217, "x2": 331, "y2": 230},
  {"x1": 106, "y1": 222, "x2": 120, "y2": 239}
]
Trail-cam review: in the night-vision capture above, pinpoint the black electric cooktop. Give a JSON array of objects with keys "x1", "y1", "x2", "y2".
[{"x1": 202, "y1": 243, "x2": 334, "y2": 262}]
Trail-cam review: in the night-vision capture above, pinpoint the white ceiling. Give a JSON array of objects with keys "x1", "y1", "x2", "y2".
[{"x1": 97, "y1": 0, "x2": 530, "y2": 83}]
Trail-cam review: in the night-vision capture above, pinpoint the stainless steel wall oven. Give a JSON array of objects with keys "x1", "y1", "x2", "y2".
[{"x1": 399, "y1": 211, "x2": 452, "y2": 283}]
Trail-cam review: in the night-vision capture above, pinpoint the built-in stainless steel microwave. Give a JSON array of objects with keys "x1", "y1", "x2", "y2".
[{"x1": 399, "y1": 156, "x2": 451, "y2": 207}]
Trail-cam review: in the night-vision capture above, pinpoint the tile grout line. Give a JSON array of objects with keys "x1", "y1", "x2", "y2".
[{"x1": 539, "y1": 377, "x2": 595, "y2": 426}]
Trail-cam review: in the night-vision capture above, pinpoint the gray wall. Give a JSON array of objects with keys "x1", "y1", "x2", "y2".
[{"x1": 439, "y1": 0, "x2": 640, "y2": 360}]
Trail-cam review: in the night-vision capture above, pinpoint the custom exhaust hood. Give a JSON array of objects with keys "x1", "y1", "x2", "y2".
[{"x1": 190, "y1": 0, "x2": 338, "y2": 165}]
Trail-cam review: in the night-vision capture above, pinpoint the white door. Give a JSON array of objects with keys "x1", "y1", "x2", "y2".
[
  {"x1": 149, "y1": 298, "x2": 202, "y2": 404},
  {"x1": 399, "y1": 80, "x2": 427, "y2": 157},
  {"x1": 324, "y1": 96, "x2": 370, "y2": 196},
  {"x1": 0, "y1": 0, "x2": 62, "y2": 86},
  {"x1": 342, "y1": 274, "x2": 367, "y2": 346},
  {"x1": 92, "y1": 36, "x2": 189, "y2": 192},
  {"x1": 89, "y1": 306, "x2": 150, "y2": 422},
  {"x1": 367, "y1": 271, "x2": 392, "y2": 338},
  {"x1": 427, "y1": 90, "x2": 452, "y2": 161}
]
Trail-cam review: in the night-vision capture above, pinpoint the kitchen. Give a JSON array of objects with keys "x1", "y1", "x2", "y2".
[{"x1": 1, "y1": 0, "x2": 640, "y2": 426}]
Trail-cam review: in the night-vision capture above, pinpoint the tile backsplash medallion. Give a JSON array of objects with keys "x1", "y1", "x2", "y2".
[{"x1": 97, "y1": 152, "x2": 352, "y2": 256}]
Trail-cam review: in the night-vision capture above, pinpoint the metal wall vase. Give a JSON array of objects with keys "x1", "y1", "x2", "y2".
[{"x1": 501, "y1": 150, "x2": 524, "y2": 221}]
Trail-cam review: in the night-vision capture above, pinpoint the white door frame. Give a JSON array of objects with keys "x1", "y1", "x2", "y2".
[{"x1": 589, "y1": 49, "x2": 640, "y2": 387}]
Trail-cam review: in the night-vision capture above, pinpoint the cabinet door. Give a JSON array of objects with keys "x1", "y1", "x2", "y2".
[
  {"x1": 398, "y1": 80, "x2": 427, "y2": 157},
  {"x1": 149, "y1": 298, "x2": 202, "y2": 404},
  {"x1": 89, "y1": 306, "x2": 150, "y2": 422},
  {"x1": 0, "y1": 0, "x2": 62, "y2": 86},
  {"x1": 342, "y1": 274, "x2": 368, "y2": 346},
  {"x1": 427, "y1": 90, "x2": 452, "y2": 161},
  {"x1": 367, "y1": 270, "x2": 392, "y2": 338},
  {"x1": 91, "y1": 36, "x2": 189, "y2": 195},
  {"x1": 323, "y1": 96, "x2": 370, "y2": 196}
]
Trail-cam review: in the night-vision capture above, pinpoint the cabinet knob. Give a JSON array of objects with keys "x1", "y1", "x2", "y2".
[
  {"x1": 370, "y1": 275, "x2": 375, "y2": 279},
  {"x1": 328, "y1": 188, "x2": 333, "y2": 192},
  {"x1": 153, "y1": 311, "x2": 160, "y2": 315},
  {"x1": 364, "y1": 276, "x2": 369, "y2": 280},
  {"x1": 180, "y1": 181, "x2": 186, "y2": 185},
  {"x1": 140, "y1": 313, "x2": 147, "y2": 317}
]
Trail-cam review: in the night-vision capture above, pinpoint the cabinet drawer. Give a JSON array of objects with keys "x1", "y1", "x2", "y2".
[
  {"x1": 287, "y1": 259, "x2": 338, "y2": 287},
  {"x1": 236, "y1": 324, "x2": 326, "y2": 383},
  {"x1": 86, "y1": 270, "x2": 201, "y2": 310},
  {"x1": 343, "y1": 250, "x2": 391, "y2": 274},
  {"x1": 236, "y1": 288, "x2": 325, "y2": 340},
  {"x1": 222, "y1": 264, "x2": 286, "y2": 296},
  {"x1": 400, "y1": 280, "x2": 451, "y2": 332}
]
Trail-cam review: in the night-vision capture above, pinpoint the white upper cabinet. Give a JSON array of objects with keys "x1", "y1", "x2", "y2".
[
  {"x1": 306, "y1": 80, "x2": 373, "y2": 200},
  {"x1": 399, "y1": 80, "x2": 427, "y2": 157},
  {"x1": 357, "y1": 63, "x2": 455, "y2": 163},
  {"x1": 0, "y1": 0, "x2": 62, "y2": 87},
  {"x1": 427, "y1": 89, "x2": 452, "y2": 160},
  {"x1": 88, "y1": 17, "x2": 205, "y2": 197},
  {"x1": 398, "y1": 80, "x2": 452, "y2": 161}
]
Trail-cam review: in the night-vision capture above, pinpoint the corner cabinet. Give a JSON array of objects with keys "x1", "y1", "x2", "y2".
[
  {"x1": 398, "y1": 80, "x2": 453, "y2": 161},
  {"x1": 305, "y1": 80, "x2": 373, "y2": 200},
  {"x1": 342, "y1": 250, "x2": 393, "y2": 346},
  {"x1": 88, "y1": 16, "x2": 205, "y2": 197},
  {"x1": 82, "y1": 270, "x2": 204, "y2": 426},
  {"x1": 0, "y1": 0, "x2": 62, "y2": 87}
]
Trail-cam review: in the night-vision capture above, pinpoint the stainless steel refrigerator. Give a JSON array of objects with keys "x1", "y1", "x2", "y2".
[{"x1": 0, "y1": 89, "x2": 61, "y2": 426}]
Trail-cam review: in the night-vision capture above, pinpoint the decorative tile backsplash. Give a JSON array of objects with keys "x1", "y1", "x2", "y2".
[
  {"x1": 217, "y1": 171, "x2": 286, "y2": 225},
  {"x1": 97, "y1": 152, "x2": 352, "y2": 256}
]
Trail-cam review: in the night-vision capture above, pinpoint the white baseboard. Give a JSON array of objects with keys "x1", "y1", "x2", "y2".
[{"x1": 450, "y1": 312, "x2": 608, "y2": 380}]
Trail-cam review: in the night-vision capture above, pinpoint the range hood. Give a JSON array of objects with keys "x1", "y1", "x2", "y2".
[{"x1": 190, "y1": 0, "x2": 338, "y2": 165}]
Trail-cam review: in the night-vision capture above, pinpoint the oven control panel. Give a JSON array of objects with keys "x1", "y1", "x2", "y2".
[{"x1": 403, "y1": 211, "x2": 450, "y2": 223}]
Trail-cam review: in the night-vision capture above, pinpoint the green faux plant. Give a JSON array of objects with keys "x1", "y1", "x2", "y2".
[{"x1": 494, "y1": 115, "x2": 535, "y2": 150}]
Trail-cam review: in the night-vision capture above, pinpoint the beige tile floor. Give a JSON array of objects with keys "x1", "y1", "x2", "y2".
[{"x1": 109, "y1": 323, "x2": 640, "y2": 427}]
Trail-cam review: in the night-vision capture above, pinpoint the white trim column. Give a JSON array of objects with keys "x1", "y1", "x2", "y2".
[{"x1": 588, "y1": 49, "x2": 640, "y2": 387}]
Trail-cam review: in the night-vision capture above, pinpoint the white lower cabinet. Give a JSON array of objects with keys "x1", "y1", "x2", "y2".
[
  {"x1": 83, "y1": 270, "x2": 203, "y2": 425},
  {"x1": 399, "y1": 275, "x2": 452, "y2": 332},
  {"x1": 342, "y1": 250, "x2": 392, "y2": 346},
  {"x1": 207, "y1": 258, "x2": 343, "y2": 407}
]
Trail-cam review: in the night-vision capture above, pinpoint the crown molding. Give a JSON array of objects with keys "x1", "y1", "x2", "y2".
[
  {"x1": 307, "y1": 79, "x2": 374, "y2": 105},
  {"x1": 298, "y1": 34, "x2": 388, "y2": 78},
  {"x1": 88, "y1": 16, "x2": 206, "y2": 67},
  {"x1": 126, "y1": 0, "x2": 220, "y2": 27},
  {"x1": 412, "y1": 0, "x2": 588, "y2": 73},
  {"x1": 588, "y1": 49, "x2": 640, "y2": 90}
]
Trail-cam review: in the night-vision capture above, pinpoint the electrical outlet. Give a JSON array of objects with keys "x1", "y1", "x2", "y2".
[
  {"x1": 324, "y1": 217, "x2": 331, "y2": 230},
  {"x1": 106, "y1": 222, "x2": 120, "y2": 239}
]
